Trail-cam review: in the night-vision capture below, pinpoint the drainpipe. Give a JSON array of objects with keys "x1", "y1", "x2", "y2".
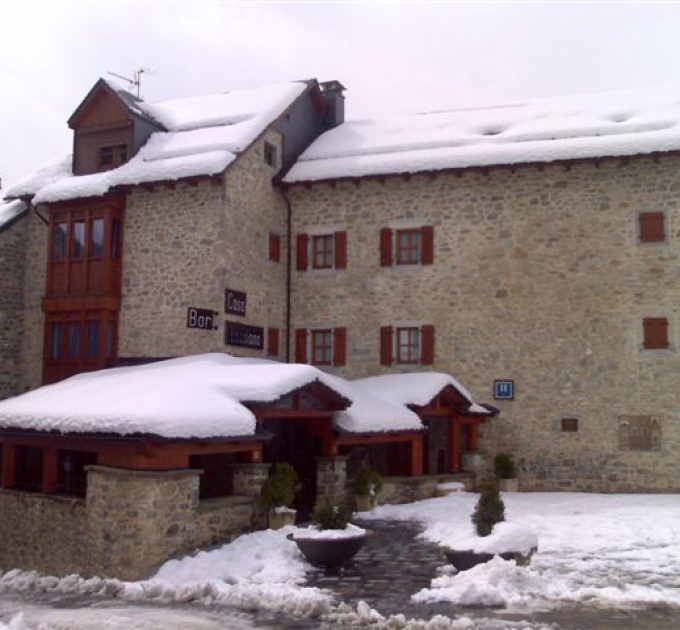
[
  {"x1": 280, "y1": 185, "x2": 293, "y2": 363},
  {"x1": 30, "y1": 200, "x2": 48, "y2": 225}
]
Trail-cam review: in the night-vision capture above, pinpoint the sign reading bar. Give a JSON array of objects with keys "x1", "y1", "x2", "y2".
[
  {"x1": 493, "y1": 380, "x2": 514, "y2": 400},
  {"x1": 225, "y1": 321, "x2": 263, "y2": 349},
  {"x1": 225, "y1": 289, "x2": 247, "y2": 317},
  {"x1": 187, "y1": 307, "x2": 217, "y2": 331}
]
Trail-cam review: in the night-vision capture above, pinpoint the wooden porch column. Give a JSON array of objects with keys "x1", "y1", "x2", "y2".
[
  {"x1": 42, "y1": 448, "x2": 58, "y2": 494},
  {"x1": 466, "y1": 420, "x2": 479, "y2": 451},
  {"x1": 409, "y1": 435, "x2": 424, "y2": 475},
  {"x1": 242, "y1": 445, "x2": 263, "y2": 463},
  {"x1": 1, "y1": 443, "x2": 17, "y2": 489},
  {"x1": 448, "y1": 417, "x2": 462, "y2": 472}
]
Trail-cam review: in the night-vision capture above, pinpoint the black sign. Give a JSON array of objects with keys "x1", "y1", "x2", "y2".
[
  {"x1": 225, "y1": 321, "x2": 263, "y2": 349},
  {"x1": 225, "y1": 288, "x2": 247, "y2": 317},
  {"x1": 187, "y1": 307, "x2": 217, "y2": 330}
]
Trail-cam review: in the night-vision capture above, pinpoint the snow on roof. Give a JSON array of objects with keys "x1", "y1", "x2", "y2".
[
  {"x1": 353, "y1": 372, "x2": 491, "y2": 415},
  {"x1": 284, "y1": 87, "x2": 680, "y2": 182},
  {"x1": 8, "y1": 81, "x2": 308, "y2": 204},
  {"x1": 0, "y1": 199, "x2": 27, "y2": 229},
  {"x1": 0, "y1": 353, "x2": 492, "y2": 439}
]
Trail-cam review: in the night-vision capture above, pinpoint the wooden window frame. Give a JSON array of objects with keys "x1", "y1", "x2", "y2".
[
  {"x1": 396, "y1": 327, "x2": 420, "y2": 364},
  {"x1": 638, "y1": 211, "x2": 666, "y2": 244},
  {"x1": 99, "y1": 144, "x2": 128, "y2": 170},
  {"x1": 561, "y1": 418, "x2": 579, "y2": 433},
  {"x1": 395, "y1": 229, "x2": 421, "y2": 265},
  {"x1": 311, "y1": 329, "x2": 334, "y2": 365},
  {"x1": 312, "y1": 235, "x2": 334, "y2": 270}
]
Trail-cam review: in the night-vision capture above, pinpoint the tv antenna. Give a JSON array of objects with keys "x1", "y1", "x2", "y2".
[{"x1": 107, "y1": 67, "x2": 153, "y2": 97}]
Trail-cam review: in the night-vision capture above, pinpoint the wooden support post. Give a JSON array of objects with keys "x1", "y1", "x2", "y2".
[
  {"x1": 42, "y1": 448, "x2": 58, "y2": 495},
  {"x1": 409, "y1": 435, "x2": 424, "y2": 476},
  {"x1": 448, "y1": 418, "x2": 462, "y2": 473},
  {"x1": 466, "y1": 420, "x2": 479, "y2": 451},
  {"x1": 1, "y1": 443, "x2": 17, "y2": 489},
  {"x1": 242, "y1": 446, "x2": 263, "y2": 463}
]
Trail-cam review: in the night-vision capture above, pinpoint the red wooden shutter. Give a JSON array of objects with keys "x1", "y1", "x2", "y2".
[
  {"x1": 380, "y1": 228, "x2": 393, "y2": 267},
  {"x1": 421, "y1": 226, "x2": 434, "y2": 265},
  {"x1": 295, "y1": 328, "x2": 308, "y2": 362},
  {"x1": 638, "y1": 212, "x2": 665, "y2": 243},
  {"x1": 643, "y1": 317, "x2": 669, "y2": 349},
  {"x1": 334, "y1": 231, "x2": 347, "y2": 269},
  {"x1": 333, "y1": 327, "x2": 346, "y2": 366},
  {"x1": 269, "y1": 233, "x2": 281, "y2": 262},
  {"x1": 267, "y1": 327, "x2": 279, "y2": 356},
  {"x1": 420, "y1": 325, "x2": 435, "y2": 365},
  {"x1": 380, "y1": 326, "x2": 393, "y2": 365},
  {"x1": 296, "y1": 234, "x2": 308, "y2": 271}
]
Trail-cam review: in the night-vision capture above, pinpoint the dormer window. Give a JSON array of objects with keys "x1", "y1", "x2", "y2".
[
  {"x1": 264, "y1": 142, "x2": 277, "y2": 168},
  {"x1": 99, "y1": 144, "x2": 128, "y2": 170}
]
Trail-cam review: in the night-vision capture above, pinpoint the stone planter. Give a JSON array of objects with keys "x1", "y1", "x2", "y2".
[
  {"x1": 443, "y1": 546, "x2": 536, "y2": 571},
  {"x1": 355, "y1": 494, "x2": 378, "y2": 512},
  {"x1": 287, "y1": 530, "x2": 372, "y2": 568},
  {"x1": 268, "y1": 507, "x2": 297, "y2": 530},
  {"x1": 498, "y1": 478, "x2": 519, "y2": 492}
]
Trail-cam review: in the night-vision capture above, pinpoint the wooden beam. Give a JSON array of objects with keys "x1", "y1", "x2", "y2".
[
  {"x1": 98, "y1": 453, "x2": 190, "y2": 470},
  {"x1": 448, "y1": 418, "x2": 462, "y2": 473},
  {"x1": 466, "y1": 420, "x2": 479, "y2": 451},
  {"x1": 335, "y1": 431, "x2": 424, "y2": 447},
  {"x1": 1, "y1": 444, "x2": 16, "y2": 489},
  {"x1": 409, "y1": 435, "x2": 424, "y2": 475},
  {"x1": 42, "y1": 448, "x2": 58, "y2": 494}
]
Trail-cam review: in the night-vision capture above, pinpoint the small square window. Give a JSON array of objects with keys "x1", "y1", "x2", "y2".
[
  {"x1": 264, "y1": 142, "x2": 277, "y2": 168},
  {"x1": 396, "y1": 229, "x2": 421, "y2": 265},
  {"x1": 312, "y1": 235, "x2": 334, "y2": 269},
  {"x1": 396, "y1": 327, "x2": 420, "y2": 364},
  {"x1": 311, "y1": 329, "x2": 333, "y2": 365},
  {"x1": 638, "y1": 211, "x2": 666, "y2": 243},
  {"x1": 561, "y1": 418, "x2": 578, "y2": 432},
  {"x1": 642, "y1": 317, "x2": 669, "y2": 350},
  {"x1": 99, "y1": 144, "x2": 128, "y2": 170}
]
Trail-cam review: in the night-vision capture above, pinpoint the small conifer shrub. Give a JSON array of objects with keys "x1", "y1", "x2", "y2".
[
  {"x1": 471, "y1": 479, "x2": 505, "y2": 537},
  {"x1": 354, "y1": 464, "x2": 383, "y2": 497},
  {"x1": 259, "y1": 463, "x2": 300, "y2": 510},
  {"x1": 312, "y1": 498, "x2": 352, "y2": 530},
  {"x1": 493, "y1": 453, "x2": 517, "y2": 480}
]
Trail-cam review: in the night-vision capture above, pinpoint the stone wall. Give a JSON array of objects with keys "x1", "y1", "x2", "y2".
[
  {"x1": 120, "y1": 129, "x2": 289, "y2": 361},
  {"x1": 0, "y1": 213, "x2": 28, "y2": 399},
  {"x1": 0, "y1": 466, "x2": 262, "y2": 580},
  {"x1": 289, "y1": 153, "x2": 680, "y2": 492}
]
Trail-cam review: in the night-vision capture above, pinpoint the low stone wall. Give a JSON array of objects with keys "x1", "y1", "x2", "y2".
[
  {"x1": 195, "y1": 496, "x2": 259, "y2": 548},
  {"x1": 377, "y1": 473, "x2": 475, "y2": 505}
]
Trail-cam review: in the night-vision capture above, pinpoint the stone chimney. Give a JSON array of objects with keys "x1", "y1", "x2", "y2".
[{"x1": 320, "y1": 80, "x2": 346, "y2": 129}]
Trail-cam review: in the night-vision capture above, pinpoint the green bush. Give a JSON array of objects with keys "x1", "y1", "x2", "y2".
[
  {"x1": 471, "y1": 479, "x2": 505, "y2": 537},
  {"x1": 259, "y1": 463, "x2": 300, "y2": 510},
  {"x1": 312, "y1": 498, "x2": 352, "y2": 530},
  {"x1": 494, "y1": 453, "x2": 517, "y2": 479},
  {"x1": 354, "y1": 464, "x2": 383, "y2": 497}
]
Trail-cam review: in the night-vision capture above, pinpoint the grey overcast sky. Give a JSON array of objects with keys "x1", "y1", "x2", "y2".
[{"x1": 2, "y1": 1, "x2": 680, "y2": 190}]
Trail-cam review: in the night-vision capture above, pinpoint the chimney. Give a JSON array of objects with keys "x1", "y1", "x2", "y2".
[{"x1": 319, "y1": 80, "x2": 346, "y2": 129}]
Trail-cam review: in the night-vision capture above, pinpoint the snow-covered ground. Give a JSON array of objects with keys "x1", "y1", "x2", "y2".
[{"x1": 363, "y1": 492, "x2": 680, "y2": 611}]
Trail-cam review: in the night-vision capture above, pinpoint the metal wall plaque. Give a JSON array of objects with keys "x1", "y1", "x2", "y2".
[
  {"x1": 493, "y1": 380, "x2": 514, "y2": 400},
  {"x1": 225, "y1": 289, "x2": 247, "y2": 317},
  {"x1": 225, "y1": 321, "x2": 263, "y2": 349},
  {"x1": 187, "y1": 307, "x2": 217, "y2": 330}
]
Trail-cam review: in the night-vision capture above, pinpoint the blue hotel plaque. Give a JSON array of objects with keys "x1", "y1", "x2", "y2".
[{"x1": 494, "y1": 380, "x2": 514, "y2": 400}]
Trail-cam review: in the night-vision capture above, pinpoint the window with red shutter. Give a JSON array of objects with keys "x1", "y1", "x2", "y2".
[
  {"x1": 421, "y1": 226, "x2": 434, "y2": 265},
  {"x1": 380, "y1": 228, "x2": 393, "y2": 267},
  {"x1": 395, "y1": 229, "x2": 421, "y2": 265},
  {"x1": 396, "y1": 327, "x2": 420, "y2": 363},
  {"x1": 311, "y1": 329, "x2": 333, "y2": 365},
  {"x1": 312, "y1": 235, "x2": 334, "y2": 269},
  {"x1": 421, "y1": 325, "x2": 435, "y2": 364},
  {"x1": 334, "y1": 231, "x2": 347, "y2": 269},
  {"x1": 269, "y1": 233, "x2": 281, "y2": 262},
  {"x1": 296, "y1": 234, "x2": 308, "y2": 271},
  {"x1": 267, "y1": 327, "x2": 279, "y2": 356},
  {"x1": 380, "y1": 326, "x2": 394, "y2": 365},
  {"x1": 642, "y1": 317, "x2": 669, "y2": 350},
  {"x1": 333, "y1": 327, "x2": 346, "y2": 366},
  {"x1": 638, "y1": 212, "x2": 666, "y2": 243},
  {"x1": 295, "y1": 328, "x2": 308, "y2": 363}
]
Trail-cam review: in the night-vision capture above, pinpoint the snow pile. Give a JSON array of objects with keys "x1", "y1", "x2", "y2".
[
  {"x1": 0, "y1": 200, "x2": 27, "y2": 230},
  {"x1": 9, "y1": 81, "x2": 307, "y2": 204},
  {"x1": 0, "y1": 614, "x2": 30, "y2": 630},
  {"x1": 364, "y1": 492, "x2": 680, "y2": 610},
  {"x1": 285, "y1": 86, "x2": 680, "y2": 182},
  {"x1": 291, "y1": 523, "x2": 366, "y2": 540},
  {"x1": 441, "y1": 521, "x2": 537, "y2": 556}
]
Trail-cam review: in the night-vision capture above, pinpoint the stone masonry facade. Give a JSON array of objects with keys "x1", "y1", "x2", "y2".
[{"x1": 289, "y1": 153, "x2": 680, "y2": 493}]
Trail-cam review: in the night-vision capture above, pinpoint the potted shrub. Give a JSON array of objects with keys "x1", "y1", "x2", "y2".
[
  {"x1": 441, "y1": 479, "x2": 537, "y2": 571},
  {"x1": 354, "y1": 464, "x2": 383, "y2": 511},
  {"x1": 494, "y1": 453, "x2": 519, "y2": 492},
  {"x1": 287, "y1": 498, "x2": 372, "y2": 568},
  {"x1": 259, "y1": 462, "x2": 300, "y2": 529}
]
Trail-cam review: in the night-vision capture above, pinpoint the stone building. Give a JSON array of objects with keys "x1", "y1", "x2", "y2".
[{"x1": 2, "y1": 78, "x2": 680, "y2": 510}]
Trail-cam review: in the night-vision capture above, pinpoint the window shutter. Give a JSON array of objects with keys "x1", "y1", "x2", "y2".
[
  {"x1": 639, "y1": 212, "x2": 665, "y2": 243},
  {"x1": 380, "y1": 228, "x2": 393, "y2": 267},
  {"x1": 333, "y1": 327, "x2": 346, "y2": 366},
  {"x1": 269, "y1": 233, "x2": 281, "y2": 262},
  {"x1": 267, "y1": 327, "x2": 279, "y2": 356},
  {"x1": 380, "y1": 326, "x2": 393, "y2": 365},
  {"x1": 421, "y1": 226, "x2": 434, "y2": 265},
  {"x1": 643, "y1": 317, "x2": 669, "y2": 349},
  {"x1": 334, "y1": 231, "x2": 347, "y2": 269},
  {"x1": 296, "y1": 234, "x2": 308, "y2": 271},
  {"x1": 421, "y1": 325, "x2": 435, "y2": 365},
  {"x1": 295, "y1": 328, "x2": 308, "y2": 363}
]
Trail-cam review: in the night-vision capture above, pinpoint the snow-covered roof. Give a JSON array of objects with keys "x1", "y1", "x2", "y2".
[
  {"x1": 284, "y1": 86, "x2": 680, "y2": 182},
  {"x1": 0, "y1": 353, "x2": 490, "y2": 439},
  {"x1": 0, "y1": 199, "x2": 27, "y2": 229},
  {"x1": 353, "y1": 372, "x2": 491, "y2": 415},
  {"x1": 6, "y1": 81, "x2": 309, "y2": 204}
]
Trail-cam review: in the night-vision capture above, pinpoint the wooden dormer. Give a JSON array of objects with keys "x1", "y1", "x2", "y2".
[{"x1": 68, "y1": 79, "x2": 161, "y2": 176}]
